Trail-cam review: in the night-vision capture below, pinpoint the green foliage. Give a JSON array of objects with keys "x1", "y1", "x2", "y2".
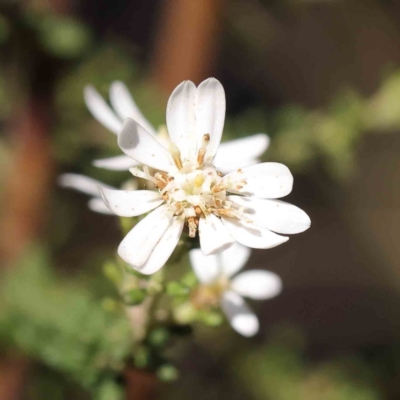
[
  {"x1": 157, "y1": 364, "x2": 180, "y2": 382},
  {"x1": 237, "y1": 327, "x2": 382, "y2": 400},
  {"x1": 122, "y1": 288, "x2": 147, "y2": 306},
  {"x1": 198, "y1": 310, "x2": 224, "y2": 327},
  {"x1": 148, "y1": 328, "x2": 170, "y2": 348},
  {"x1": 21, "y1": 10, "x2": 92, "y2": 59},
  {"x1": 224, "y1": 73, "x2": 400, "y2": 181},
  {"x1": 166, "y1": 281, "x2": 190, "y2": 297},
  {"x1": 0, "y1": 247, "x2": 133, "y2": 396}
]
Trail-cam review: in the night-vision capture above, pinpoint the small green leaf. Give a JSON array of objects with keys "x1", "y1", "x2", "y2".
[
  {"x1": 166, "y1": 282, "x2": 189, "y2": 297},
  {"x1": 37, "y1": 16, "x2": 92, "y2": 59},
  {"x1": 148, "y1": 328, "x2": 170, "y2": 348},
  {"x1": 103, "y1": 262, "x2": 122, "y2": 285},
  {"x1": 122, "y1": 288, "x2": 146, "y2": 306},
  {"x1": 200, "y1": 310, "x2": 224, "y2": 327},
  {"x1": 157, "y1": 364, "x2": 179, "y2": 382},
  {"x1": 181, "y1": 272, "x2": 197, "y2": 288},
  {"x1": 134, "y1": 346, "x2": 150, "y2": 368}
]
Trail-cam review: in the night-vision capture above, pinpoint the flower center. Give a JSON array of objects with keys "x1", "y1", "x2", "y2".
[
  {"x1": 130, "y1": 135, "x2": 246, "y2": 237},
  {"x1": 191, "y1": 277, "x2": 230, "y2": 309}
]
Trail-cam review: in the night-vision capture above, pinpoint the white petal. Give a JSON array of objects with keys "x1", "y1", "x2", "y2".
[
  {"x1": 166, "y1": 80, "x2": 197, "y2": 162},
  {"x1": 219, "y1": 243, "x2": 251, "y2": 278},
  {"x1": 231, "y1": 270, "x2": 282, "y2": 300},
  {"x1": 118, "y1": 118, "x2": 174, "y2": 171},
  {"x1": 214, "y1": 134, "x2": 270, "y2": 173},
  {"x1": 87, "y1": 197, "x2": 114, "y2": 214},
  {"x1": 221, "y1": 291, "x2": 259, "y2": 337},
  {"x1": 109, "y1": 81, "x2": 157, "y2": 136},
  {"x1": 216, "y1": 158, "x2": 259, "y2": 174},
  {"x1": 121, "y1": 179, "x2": 139, "y2": 191},
  {"x1": 99, "y1": 187, "x2": 164, "y2": 217},
  {"x1": 135, "y1": 217, "x2": 184, "y2": 275},
  {"x1": 229, "y1": 195, "x2": 311, "y2": 234},
  {"x1": 223, "y1": 162, "x2": 293, "y2": 199},
  {"x1": 198, "y1": 214, "x2": 234, "y2": 255},
  {"x1": 188, "y1": 249, "x2": 220, "y2": 284},
  {"x1": 195, "y1": 78, "x2": 226, "y2": 161},
  {"x1": 222, "y1": 217, "x2": 288, "y2": 249},
  {"x1": 58, "y1": 173, "x2": 114, "y2": 197},
  {"x1": 118, "y1": 205, "x2": 172, "y2": 268},
  {"x1": 93, "y1": 155, "x2": 139, "y2": 171},
  {"x1": 84, "y1": 85, "x2": 122, "y2": 135}
]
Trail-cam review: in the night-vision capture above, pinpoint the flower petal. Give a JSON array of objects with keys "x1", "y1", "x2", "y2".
[
  {"x1": 188, "y1": 249, "x2": 220, "y2": 284},
  {"x1": 109, "y1": 81, "x2": 157, "y2": 136},
  {"x1": 195, "y1": 78, "x2": 226, "y2": 161},
  {"x1": 214, "y1": 134, "x2": 270, "y2": 173},
  {"x1": 135, "y1": 217, "x2": 184, "y2": 275},
  {"x1": 84, "y1": 85, "x2": 122, "y2": 134},
  {"x1": 93, "y1": 155, "x2": 139, "y2": 170},
  {"x1": 223, "y1": 162, "x2": 293, "y2": 199},
  {"x1": 118, "y1": 118, "x2": 174, "y2": 171},
  {"x1": 221, "y1": 291, "x2": 259, "y2": 337},
  {"x1": 222, "y1": 217, "x2": 288, "y2": 249},
  {"x1": 166, "y1": 80, "x2": 197, "y2": 162},
  {"x1": 229, "y1": 195, "x2": 311, "y2": 234},
  {"x1": 99, "y1": 187, "x2": 164, "y2": 217},
  {"x1": 88, "y1": 198, "x2": 114, "y2": 215},
  {"x1": 58, "y1": 173, "x2": 114, "y2": 197},
  {"x1": 220, "y1": 242, "x2": 251, "y2": 278},
  {"x1": 231, "y1": 270, "x2": 282, "y2": 300},
  {"x1": 118, "y1": 205, "x2": 173, "y2": 268},
  {"x1": 199, "y1": 214, "x2": 234, "y2": 255}
]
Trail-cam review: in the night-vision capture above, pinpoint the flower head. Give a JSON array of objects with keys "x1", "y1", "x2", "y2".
[
  {"x1": 100, "y1": 78, "x2": 311, "y2": 274},
  {"x1": 60, "y1": 81, "x2": 271, "y2": 212},
  {"x1": 189, "y1": 243, "x2": 282, "y2": 337}
]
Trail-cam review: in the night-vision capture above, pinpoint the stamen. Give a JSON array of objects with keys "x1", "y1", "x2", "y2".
[
  {"x1": 212, "y1": 183, "x2": 226, "y2": 193},
  {"x1": 188, "y1": 217, "x2": 198, "y2": 238},
  {"x1": 194, "y1": 206, "x2": 203, "y2": 217},
  {"x1": 198, "y1": 203, "x2": 209, "y2": 217},
  {"x1": 170, "y1": 142, "x2": 183, "y2": 170},
  {"x1": 197, "y1": 133, "x2": 210, "y2": 167},
  {"x1": 129, "y1": 167, "x2": 156, "y2": 183},
  {"x1": 154, "y1": 172, "x2": 169, "y2": 190}
]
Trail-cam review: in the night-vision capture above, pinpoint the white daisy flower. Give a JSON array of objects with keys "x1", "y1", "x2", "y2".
[
  {"x1": 189, "y1": 243, "x2": 282, "y2": 337},
  {"x1": 60, "y1": 81, "x2": 270, "y2": 213},
  {"x1": 100, "y1": 78, "x2": 310, "y2": 275}
]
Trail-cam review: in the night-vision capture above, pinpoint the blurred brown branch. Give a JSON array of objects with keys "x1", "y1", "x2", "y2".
[
  {"x1": 150, "y1": 0, "x2": 226, "y2": 95},
  {"x1": 1, "y1": 101, "x2": 52, "y2": 265}
]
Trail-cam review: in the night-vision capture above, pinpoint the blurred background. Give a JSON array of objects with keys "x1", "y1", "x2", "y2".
[{"x1": 1, "y1": 0, "x2": 400, "y2": 399}]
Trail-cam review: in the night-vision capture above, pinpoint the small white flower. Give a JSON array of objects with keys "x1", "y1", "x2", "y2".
[
  {"x1": 189, "y1": 243, "x2": 282, "y2": 337},
  {"x1": 60, "y1": 81, "x2": 270, "y2": 213},
  {"x1": 100, "y1": 78, "x2": 310, "y2": 275}
]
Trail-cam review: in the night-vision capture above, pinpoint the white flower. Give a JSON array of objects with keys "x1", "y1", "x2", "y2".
[
  {"x1": 59, "y1": 81, "x2": 270, "y2": 213},
  {"x1": 189, "y1": 243, "x2": 282, "y2": 337},
  {"x1": 84, "y1": 81, "x2": 271, "y2": 173},
  {"x1": 100, "y1": 78, "x2": 311, "y2": 275}
]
